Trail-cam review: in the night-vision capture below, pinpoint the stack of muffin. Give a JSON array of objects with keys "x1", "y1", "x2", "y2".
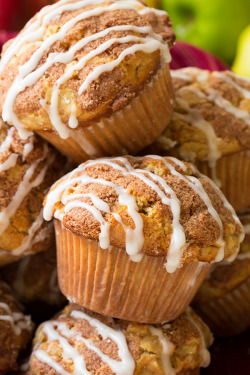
[
  {"x1": 0, "y1": 1, "x2": 248, "y2": 374},
  {"x1": 146, "y1": 67, "x2": 250, "y2": 337}
]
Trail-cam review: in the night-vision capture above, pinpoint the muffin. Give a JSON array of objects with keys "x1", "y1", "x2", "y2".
[
  {"x1": 0, "y1": 280, "x2": 34, "y2": 374},
  {"x1": 1, "y1": 246, "x2": 66, "y2": 319},
  {"x1": 193, "y1": 210, "x2": 250, "y2": 337},
  {"x1": 145, "y1": 67, "x2": 250, "y2": 211},
  {"x1": 0, "y1": 119, "x2": 66, "y2": 266},
  {"x1": 44, "y1": 155, "x2": 243, "y2": 323},
  {"x1": 27, "y1": 304, "x2": 213, "y2": 375},
  {"x1": 0, "y1": 0, "x2": 175, "y2": 163}
]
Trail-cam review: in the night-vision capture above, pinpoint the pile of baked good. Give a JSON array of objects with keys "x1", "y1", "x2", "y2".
[{"x1": 0, "y1": 0, "x2": 249, "y2": 374}]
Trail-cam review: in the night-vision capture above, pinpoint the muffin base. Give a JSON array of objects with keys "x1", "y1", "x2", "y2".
[
  {"x1": 194, "y1": 277, "x2": 250, "y2": 337},
  {"x1": 37, "y1": 63, "x2": 174, "y2": 163},
  {"x1": 55, "y1": 221, "x2": 212, "y2": 324},
  {"x1": 198, "y1": 150, "x2": 250, "y2": 212}
]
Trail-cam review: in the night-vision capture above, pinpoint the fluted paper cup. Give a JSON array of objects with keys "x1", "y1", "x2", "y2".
[
  {"x1": 198, "y1": 150, "x2": 250, "y2": 212},
  {"x1": 55, "y1": 220, "x2": 212, "y2": 324},
  {"x1": 37, "y1": 63, "x2": 174, "y2": 163}
]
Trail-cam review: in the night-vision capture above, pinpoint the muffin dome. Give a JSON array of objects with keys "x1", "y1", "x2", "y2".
[
  {"x1": 145, "y1": 68, "x2": 250, "y2": 210},
  {"x1": 44, "y1": 155, "x2": 243, "y2": 273},
  {"x1": 0, "y1": 280, "x2": 34, "y2": 374},
  {"x1": 0, "y1": 0, "x2": 175, "y2": 140},
  {"x1": 0, "y1": 120, "x2": 66, "y2": 265},
  {"x1": 149, "y1": 68, "x2": 250, "y2": 162},
  {"x1": 28, "y1": 304, "x2": 213, "y2": 375}
]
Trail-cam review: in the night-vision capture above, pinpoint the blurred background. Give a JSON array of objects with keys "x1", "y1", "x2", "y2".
[{"x1": 0, "y1": 0, "x2": 250, "y2": 77}]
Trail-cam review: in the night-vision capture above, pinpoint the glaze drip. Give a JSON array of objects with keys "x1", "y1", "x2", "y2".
[
  {"x1": 43, "y1": 156, "x2": 240, "y2": 273},
  {"x1": 0, "y1": 301, "x2": 32, "y2": 336},
  {"x1": 33, "y1": 309, "x2": 135, "y2": 375},
  {"x1": 0, "y1": 130, "x2": 55, "y2": 256},
  {"x1": 161, "y1": 68, "x2": 250, "y2": 187}
]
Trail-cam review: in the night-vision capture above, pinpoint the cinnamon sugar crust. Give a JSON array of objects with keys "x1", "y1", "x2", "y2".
[
  {"x1": 0, "y1": 280, "x2": 34, "y2": 375},
  {"x1": 147, "y1": 68, "x2": 250, "y2": 161},
  {"x1": 28, "y1": 304, "x2": 212, "y2": 375},
  {"x1": 194, "y1": 211, "x2": 250, "y2": 305},
  {"x1": 0, "y1": 120, "x2": 66, "y2": 262},
  {"x1": 44, "y1": 155, "x2": 243, "y2": 264},
  {"x1": 0, "y1": 0, "x2": 175, "y2": 132}
]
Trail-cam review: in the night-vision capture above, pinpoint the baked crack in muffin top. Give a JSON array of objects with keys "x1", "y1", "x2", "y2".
[
  {"x1": 44, "y1": 155, "x2": 244, "y2": 273},
  {"x1": 27, "y1": 304, "x2": 213, "y2": 375},
  {"x1": 0, "y1": 0, "x2": 175, "y2": 140}
]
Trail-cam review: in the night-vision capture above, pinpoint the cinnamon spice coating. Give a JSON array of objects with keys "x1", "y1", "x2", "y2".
[
  {"x1": 0, "y1": 120, "x2": 66, "y2": 264},
  {"x1": 27, "y1": 304, "x2": 212, "y2": 375},
  {"x1": 44, "y1": 155, "x2": 243, "y2": 264},
  {"x1": 146, "y1": 68, "x2": 250, "y2": 160},
  {"x1": 0, "y1": 280, "x2": 34, "y2": 375},
  {"x1": 0, "y1": 0, "x2": 175, "y2": 132}
]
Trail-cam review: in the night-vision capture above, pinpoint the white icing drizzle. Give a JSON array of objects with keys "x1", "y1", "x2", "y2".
[
  {"x1": 0, "y1": 126, "x2": 16, "y2": 153},
  {"x1": 0, "y1": 154, "x2": 18, "y2": 173},
  {"x1": 0, "y1": 125, "x2": 35, "y2": 173},
  {"x1": 149, "y1": 155, "x2": 227, "y2": 265},
  {"x1": 0, "y1": 302, "x2": 32, "y2": 336},
  {"x1": 10, "y1": 208, "x2": 50, "y2": 256},
  {"x1": 185, "y1": 307, "x2": 211, "y2": 368},
  {"x1": 0, "y1": 143, "x2": 49, "y2": 235},
  {"x1": 1, "y1": 0, "x2": 171, "y2": 139},
  {"x1": 213, "y1": 71, "x2": 250, "y2": 99},
  {"x1": 186, "y1": 262, "x2": 207, "y2": 290},
  {"x1": 170, "y1": 69, "x2": 194, "y2": 82},
  {"x1": 0, "y1": 141, "x2": 54, "y2": 256},
  {"x1": 44, "y1": 156, "x2": 240, "y2": 272},
  {"x1": 149, "y1": 326, "x2": 175, "y2": 375},
  {"x1": 166, "y1": 69, "x2": 250, "y2": 188},
  {"x1": 172, "y1": 94, "x2": 222, "y2": 188},
  {"x1": 34, "y1": 309, "x2": 135, "y2": 375},
  {"x1": 194, "y1": 166, "x2": 244, "y2": 262},
  {"x1": 44, "y1": 156, "x2": 188, "y2": 271},
  {"x1": 68, "y1": 104, "x2": 78, "y2": 129},
  {"x1": 171, "y1": 67, "x2": 210, "y2": 82},
  {"x1": 50, "y1": 173, "x2": 144, "y2": 261},
  {"x1": 84, "y1": 157, "x2": 187, "y2": 271}
]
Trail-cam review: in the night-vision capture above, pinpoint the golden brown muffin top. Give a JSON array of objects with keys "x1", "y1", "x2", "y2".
[
  {"x1": 0, "y1": 0, "x2": 175, "y2": 140},
  {"x1": 0, "y1": 119, "x2": 66, "y2": 258},
  {"x1": 28, "y1": 304, "x2": 212, "y2": 375},
  {"x1": 44, "y1": 155, "x2": 244, "y2": 273},
  {"x1": 194, "y1": 210, "x2": 250, "y2": 305},
  {"x1": 0, "y1": 280, "x2": 34, "y2": 374},
  {"x1": 148, "y1": 68, "x2": 250, "y2": 163}
]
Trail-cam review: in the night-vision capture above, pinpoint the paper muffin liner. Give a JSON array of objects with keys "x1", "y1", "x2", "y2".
[
  {"x1": 194, "y1": 277, "x2": 250, "y2": 337},
  {"x1": 37, "y1": 63, "x2": 174, "y2": 163},
  {"x1": 197, "y1": 150, "x2": 250, "y2": 212},
  {"x1": 55, "y1": 220, "x2": 212, "y2": 324}
]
